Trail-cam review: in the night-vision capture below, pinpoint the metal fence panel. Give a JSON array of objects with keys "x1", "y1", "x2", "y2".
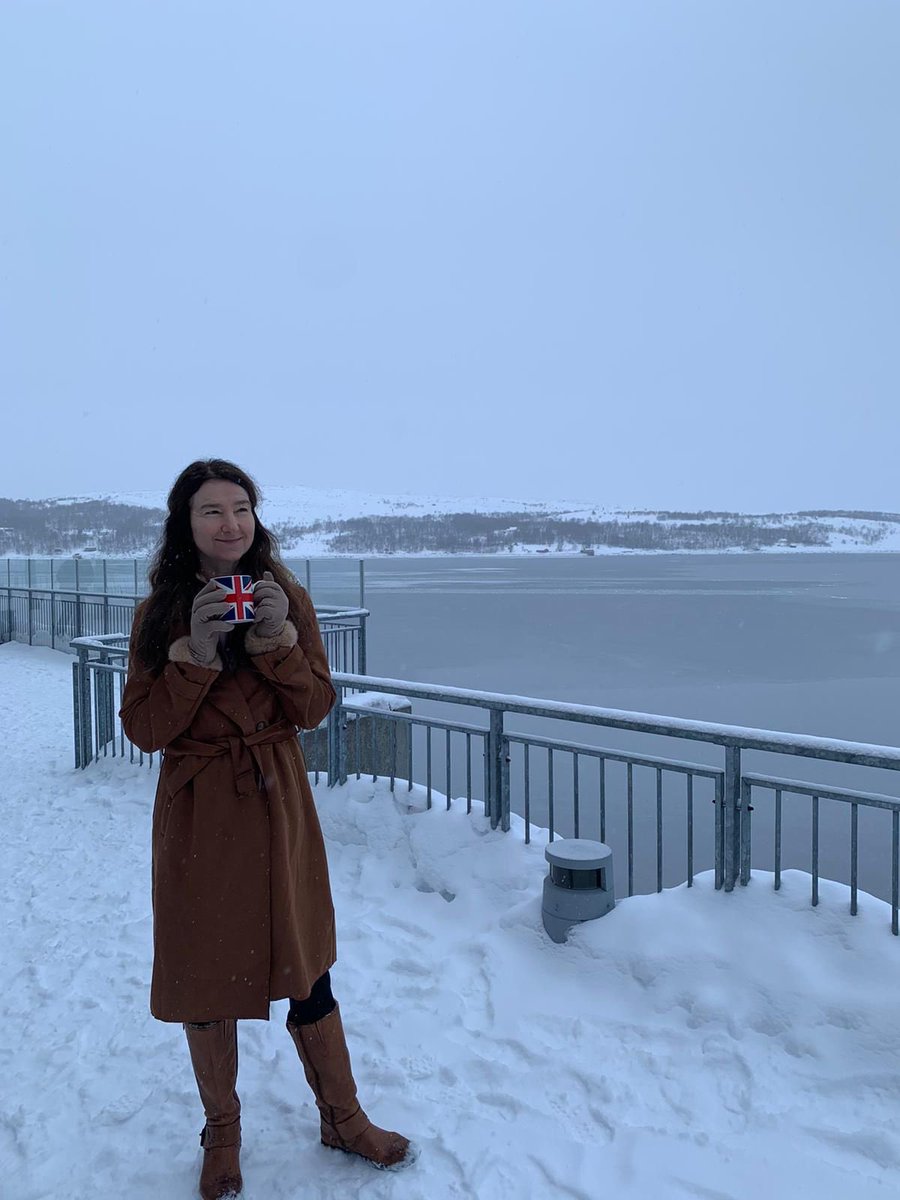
[{"x1": 56, "y1": 645, "x2": 900, "y2": 937}]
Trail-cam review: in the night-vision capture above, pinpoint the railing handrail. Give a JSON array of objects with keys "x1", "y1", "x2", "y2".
[
  {"x1": 331, "y1": 671, "x2": 900, "y2": 770},
  {"x1": 4, "y1": 586, "x2": 145, "y2": 601},
  {"x1": 5, "y1": 585, "x2": 367, "y2": 677},
  {"x1": 3, "y1": 556, "x2": 368, "y2": 608},
  {"x1": 744, "y1": 771, "x2": 900, "y2": 812},
  {"x1": 67, "y1": 604, "x2": 370, "y2": 654},
  {"x1": 6, "y1": 583, "x2": 367, "y2": 617},
  {"x1": 71, "y1": 634, "x2": 130, "y2": 648}
]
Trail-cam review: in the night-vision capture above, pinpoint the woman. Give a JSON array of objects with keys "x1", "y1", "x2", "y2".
[{"x1": 120, "y1": 459, "x2": 413, "y2": 1200}]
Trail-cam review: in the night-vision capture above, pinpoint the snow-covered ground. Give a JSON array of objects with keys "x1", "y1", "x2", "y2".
[{"x1": 2, "y1": 641, "x2": 899, "y2": 1200}]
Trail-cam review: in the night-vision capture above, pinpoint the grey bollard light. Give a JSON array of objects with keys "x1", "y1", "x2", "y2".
[{"x1": 542, "y1": 839, "x2": 615, "y2": 943}]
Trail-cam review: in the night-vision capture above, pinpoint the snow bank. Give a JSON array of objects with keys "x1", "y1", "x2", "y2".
[{"x1": 1, "y1": 641, "x2": 899, "y2": 1199}]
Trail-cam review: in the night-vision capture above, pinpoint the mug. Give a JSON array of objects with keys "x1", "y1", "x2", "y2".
[{"x1": 213, "y1": 574, "x2": 256, "y2": 623}]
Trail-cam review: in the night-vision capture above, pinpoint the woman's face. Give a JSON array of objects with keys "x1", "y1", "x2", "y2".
[{"x1": 189, "y1": 479, "x2": 256, "y2": 573}]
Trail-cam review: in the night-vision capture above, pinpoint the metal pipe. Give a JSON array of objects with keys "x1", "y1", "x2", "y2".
[
  {"x1": 686, "y1": 773, "x2": 694, "y2": 887},
  {"x1": 893, "y1": 810, "x2": 899, "y2": 936},
  {"x1": 573, "y1": 753, "x2": 580, "y2": 839},
  {"x1": 740, "y1": 777, "x2": 752, "y2": 886},
  {"x1": 524, "y1": 742, "x2": 531, "y2": 843},
  {"x1": 548, "y1": 747, "x2": 555, "y2": 842},
  {"x1": 466, "y1": 731, "x2": 473, "y2": 814},
  {"x1": 426, "y1": 724, "x2": 432, "y2": 809},
  {"x1": 370, "y1": 708, "x2": 376, "y2": 783},
  {"x1": 390, "y1": 721, "x2": 397, "y2": 792},
  {"x1": 600, "y1": 757, "x2": 607, "y2": 845},
  {"x1": 500, "y1": 733, "x2": 510, "y2": 832},
  {"x1": 714, "y1": 775, "x2": 724, "y2": 890},
  {"x1": 333, "y1": 672, "x2": 900, "y2": 771},
  {"x1": 723, "y1": 747, "x2": 741, "y2": 892},
  {"x1": 487, "y1": 709, "x2": 504, "y2": 830},
  {"x1": 627, "y1": 761, "x2": 634, "y2": 897},
  {"x1": 656, "y1": 767, "x2": 663, "y2": 893}
]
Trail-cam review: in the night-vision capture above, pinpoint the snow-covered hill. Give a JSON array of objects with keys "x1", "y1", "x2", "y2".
[
  {"x1": 103, "y1": 487, "x2": 900, "y2": 554},
  {"x1": 90, "y1": 483, "x2": 599, "y2": 525},
  {"x1": 10, "y1": 485, "x2": 900, "y2": 555}
]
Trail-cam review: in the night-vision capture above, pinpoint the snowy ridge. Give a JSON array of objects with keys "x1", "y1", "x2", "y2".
[
  {"x1": 2, "y1": 641, "x2": 899, "y2": 1199},
  {"x1": 75, "y1": 484, "x2": 576, "y2": 524},
  {"x1": 28, "y1": 484, "x2": 900, "y2": 555}
]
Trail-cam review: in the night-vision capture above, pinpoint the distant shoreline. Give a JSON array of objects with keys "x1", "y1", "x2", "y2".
[
  {"x1": 4, "y1": 493, "x2": 898, "y2": 557},
  {"x1": 7, "y1": 546, "x2": 900, "y2": 562}
]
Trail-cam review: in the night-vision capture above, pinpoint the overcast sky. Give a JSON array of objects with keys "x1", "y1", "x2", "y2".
[{"x1": 1, "y1": 1, "x2": 898, "y2": 511}]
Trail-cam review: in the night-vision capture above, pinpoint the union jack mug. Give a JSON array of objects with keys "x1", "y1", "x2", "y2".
[{"x1": 213, "y1": 575, "x2": 256, "y2": 623}]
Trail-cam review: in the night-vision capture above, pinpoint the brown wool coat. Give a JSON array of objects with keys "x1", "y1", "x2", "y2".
[{"x1": 119, "y1": 586, "x2": 337, "y2": 1022}]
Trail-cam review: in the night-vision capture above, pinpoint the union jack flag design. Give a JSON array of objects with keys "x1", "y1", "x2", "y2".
[{"x1": 214, "y1": 575, "x2": 256, "y2": 623}]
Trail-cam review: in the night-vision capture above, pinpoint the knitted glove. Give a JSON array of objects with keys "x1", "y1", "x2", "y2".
[
  {"x1": 251, "y1": 571, "x2": 289, "y2": 639},
  {"x1": 188, "y1": 580, "x2": 233, "y2": 665}
]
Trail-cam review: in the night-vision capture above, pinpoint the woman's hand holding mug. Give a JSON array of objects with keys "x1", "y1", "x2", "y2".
[
  {"x1": 188, "y1": 580, "x2": 233, "y2": 665},
  {"x1": 252, "y1": 571, "x2": 289, "y2": 638}
]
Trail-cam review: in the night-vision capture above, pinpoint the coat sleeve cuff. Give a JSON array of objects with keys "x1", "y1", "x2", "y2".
[
  {"x1": 168, "y1": 635, "x2": 223, "y2": 672},
  {"x1": 244, "y1": 619, "x2": 298, "y2": 657}
]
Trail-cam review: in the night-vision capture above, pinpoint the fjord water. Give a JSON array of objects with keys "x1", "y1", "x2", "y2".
[{"x1": 294, "y1": 553, "x2": 900, "y2": 904}]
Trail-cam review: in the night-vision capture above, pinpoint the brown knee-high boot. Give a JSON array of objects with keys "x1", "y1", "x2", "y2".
[
  {"x1": 286, "y1": 1004, "x2": 415, "y2": 1170},
  {"x1": 184, "y1": 1020, "x2": 243, "y2": 1200}
]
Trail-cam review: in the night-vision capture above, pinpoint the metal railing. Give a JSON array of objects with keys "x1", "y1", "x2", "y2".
[
  {"x1": 1, "y1": 557, "x2": 367, "y2": 608},
  {"x1": 2, "y1": 586, "x2": 142, "y2": 650},
  {"x1": 70, "y1": 609, "x2": 367, "y2": 767},
  {"x1": 327, "y1": 675, "x2": 900, "y2": 937},
  {"x1": 67, "y1": 645, "x2": 900, "y2": 933},
  {"x1": 4, "y1": 578, "x2": 367, "y2": 672},
  {"x1": 742, "y1": 773, "x2": 900, "y2": 922},
  {"x1": 70, "y1": 635, "x2": 327, "y2": 776},
  {"x1": 2, "y1": 557, "x2": 149, "y2": 596}
]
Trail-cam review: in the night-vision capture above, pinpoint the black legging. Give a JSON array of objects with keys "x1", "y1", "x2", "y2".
[
  {"x1": 287, "y1": 970, "x2": 336, "y2": 1026},
  {"x1": 187, "y1": 971, "x2": 336, "y2": 1030}
]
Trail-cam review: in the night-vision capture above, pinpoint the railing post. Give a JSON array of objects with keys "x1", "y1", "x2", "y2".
[
  {"x1": 27, "y1": 558, "x2": 33, "y2": 645},
  {"x1": 713, "y1": 774, "x2": 724, "y2": 889},
  {"x1": 359, "y1": 559, "x2": 365, "y2": 609},
  {"x1": 740, "y1": 776, "x2": 752, "y2": 886},
  {"x1": 327, "y1": 685, "x2": 346, "y2": 787},
  {"x1": 723, "y1": 745, "x2": 742, "y2": 892},
  {"x1": 73, "y1": 649, "x2": 93, "y2": 767},
  {"x1": 97, "y1": 653, "x2": 115, "y2": 752},
  {"x1": 50, "y1": 559, "x2": 56, "y2": 650},
  {"x1": 72, "y1": 660, "x2": 82, "y2": 767},
  {"x1": 74, "y1": 557, "x2": 83, "y2": 638},
  {"x1": 500, "y1": 730, "x2": 511, "y2": 832},
  {"x1": 103, "y1": 561, "x2": 109, "y2": 634},
  {"x1": 306, "y1": 559, "x2": 312, "y2": 595},
  {"x1": 486, "y1": 708, "x2": 505, "y2": 829},
  {"x1": 358, "y1": 613, "x2": 367, "y2": 676}
]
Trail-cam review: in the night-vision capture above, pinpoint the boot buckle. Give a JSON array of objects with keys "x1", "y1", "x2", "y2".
[{"x1": 200, "y1": 1120, "x2": 241, "y2": 1151}]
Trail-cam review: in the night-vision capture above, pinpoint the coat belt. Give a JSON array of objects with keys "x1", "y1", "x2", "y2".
[{"x1": 163, "y1": 718, "x2": 299, "y2": 799}]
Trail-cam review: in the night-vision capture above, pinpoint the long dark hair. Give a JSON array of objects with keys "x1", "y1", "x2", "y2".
[{"x1": 134, "y1": 458, "x2": 306, "y2": 673}]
